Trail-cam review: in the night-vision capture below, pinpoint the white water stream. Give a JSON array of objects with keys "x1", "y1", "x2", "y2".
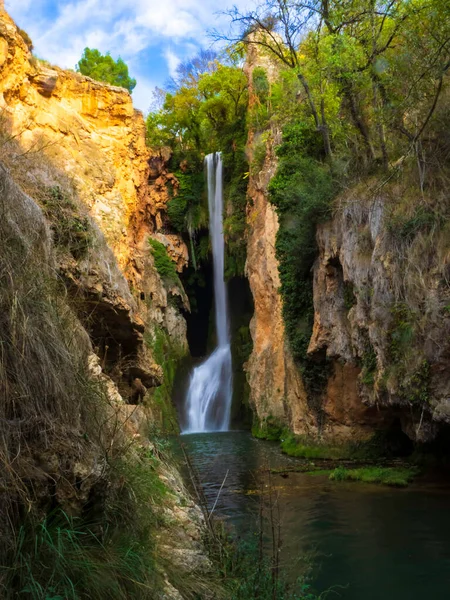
[{"x1": 183, "y1": 153, "x2": 232, "y2": 433}]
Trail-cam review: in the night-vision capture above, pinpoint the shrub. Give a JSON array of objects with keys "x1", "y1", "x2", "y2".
[
  {"x1": 167, "y1": 169, "x2": 206, "y2": 233},
  {"x1": 148, "y1": 238, "x2": 180, "y2": 286},
  {"x1": 18, "y1": 28, "x2": 34, "y2": 52},
  {"x1": 252, "y1": 416, "x2": 285, "y2": 441},
  {"x1": 268, "y1": 149, "x2": 335, "y2": 400},
  {"x1": 144, "y1": 326, "x2": 186, "y2": 433},
  {"x1": 40, "y1": 185, "x2": 94, "y2": 258}
]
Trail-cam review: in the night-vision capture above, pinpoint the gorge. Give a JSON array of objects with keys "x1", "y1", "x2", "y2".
[{"x1": 1, "y1": 1, "x2": 450, "y2": 599}]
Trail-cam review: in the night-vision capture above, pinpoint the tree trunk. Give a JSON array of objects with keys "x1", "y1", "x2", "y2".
[{"x1": 297, "y1": 72, "x2": 333, "y2": 162}]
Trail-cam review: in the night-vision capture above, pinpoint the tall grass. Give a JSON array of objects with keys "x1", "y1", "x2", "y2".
[
  {"x1": 5, "y1": 449, "x2": 169, "y2": 599},
  {"x1": 0, "y1": 157, "x2": 167, "y2": 597}
]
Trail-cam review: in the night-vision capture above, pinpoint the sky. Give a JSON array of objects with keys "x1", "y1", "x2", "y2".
[{"x1": 6, "y1": 0, "x2": 254, "y2": 113}]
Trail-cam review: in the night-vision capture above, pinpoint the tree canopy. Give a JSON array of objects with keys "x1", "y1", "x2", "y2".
[{"x1": 76, "y1": 48, "x2": 136, "y2": 93}]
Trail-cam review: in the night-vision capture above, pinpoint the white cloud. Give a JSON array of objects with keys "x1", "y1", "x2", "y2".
[
  {"x1": 131, "y1": 75, "x2": 159, "y2": 114},
  {"x1": 164, "y1": 48, "x2": 181, "y2": 79},
  {"x1": 6, "y1": 0, "x2": 257, "y2": 110}
]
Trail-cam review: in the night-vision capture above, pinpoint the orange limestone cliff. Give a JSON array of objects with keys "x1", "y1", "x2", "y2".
[
  {"x1": 244, "y1": 42, "x2": 314, "y2": 436},
  {"x1": 0, "y1": 9, "x2": 187, "y2": 284},
  {"x1": 0, "y1": 9, "x2": 188, "y2": 349}
]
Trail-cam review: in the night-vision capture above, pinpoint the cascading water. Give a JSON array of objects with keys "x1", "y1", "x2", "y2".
[{"x1": 183, "y1": 153, "x2": 232, "y2": 433}]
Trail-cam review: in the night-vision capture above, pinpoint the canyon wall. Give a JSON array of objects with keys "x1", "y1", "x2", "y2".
[
  {"x1": 244, "y1": 45, "x2": 315, "y2": 436},
  {"x1": 244, "y1": 45, "x2": 450, "y2": 444},
  {"x1": 309, "y1": 184, "x2": 450, "y2": 442},
  {"x1": 0, "y1": 12, "x2": 189, "y2": 386},
  {"x1": 0, "y1": 10, "x2": 215, "y2": 597}
]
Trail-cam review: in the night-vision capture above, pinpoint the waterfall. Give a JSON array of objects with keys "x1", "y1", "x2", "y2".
[{"x1": 183, "y1": 153, "x2": 232, "y2": 433}]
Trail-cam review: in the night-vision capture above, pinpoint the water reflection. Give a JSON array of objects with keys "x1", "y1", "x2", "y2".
[{"x1": 174, "y1": 431, "x2": 450, "y2": 600}]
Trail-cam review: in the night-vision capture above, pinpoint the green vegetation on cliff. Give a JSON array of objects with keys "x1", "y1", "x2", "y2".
[
  {"x1": 146, "y1": 54, "x2": 249, "y2": 277},
  {"x1": 76, "y1": 47, "x2": 136, "y2": 92},
  {"x1": 148, "y1": 237, "x2": 181, "y2": 287},
  {"x1": 228, "y1": 0, "x2": 450, "y2": 416}
]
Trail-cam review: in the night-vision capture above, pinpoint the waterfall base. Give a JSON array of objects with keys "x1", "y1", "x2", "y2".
[{"x1": 183, "y1": 345, "x2": 232, "y2": 434}]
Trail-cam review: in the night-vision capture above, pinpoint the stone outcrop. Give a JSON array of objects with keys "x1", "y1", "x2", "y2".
[
  {"x1": 0, "y1": 9, "x2": 188, "y2": 362},
  {"x1": 243, "y1": 43, "x2": 449, "y2": 444},
  {"x1": 244, "y1": 44, "x2": 314, "y2": 435},
  {"x1": 309, "y1": 186, "x2": 450, "y2": 442}
]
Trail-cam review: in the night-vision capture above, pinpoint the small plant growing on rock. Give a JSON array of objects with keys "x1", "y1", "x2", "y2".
[
  {"x1": 148, "y1": 238, "x2": 180, "y2": 287},
  {"x1": 40, "y1": 185, "x2": 93, "y2": 258}
]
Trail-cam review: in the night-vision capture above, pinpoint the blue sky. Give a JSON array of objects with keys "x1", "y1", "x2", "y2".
[{"x1": 6, "y1": 0, "x2": 254, "y2": 113}]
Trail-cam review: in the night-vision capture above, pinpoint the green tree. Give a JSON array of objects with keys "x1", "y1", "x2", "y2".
[{"x1": 76, "y1": 47, "x2": 136, "y2": 93}]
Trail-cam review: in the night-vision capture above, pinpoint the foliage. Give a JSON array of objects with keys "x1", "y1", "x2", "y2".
[
  {"x1": 18, "y1": 28, "x2": 33, "y2": 52},
  {"x1": 6, "y1": 451, "x2": 168, "y2": 600},
  {"x1": 148, "y1": 238, "x2": 180, "y2": 286},
  {"x1": 268, "y1": 143, "x2": 335, "y2": 399},
  {"x1": 146, "y1": 55, "x2": 249, "y2": 277},
  {"x1": 343, "y1": 281, "x2": 357, "y2": 311},
  {"x1": 144, "y1": 326, "x2": 187, "y2": 433},
  {"x1": 252, "y1": 416, "x2": 285, "y2": 441},
  {"x1": 280, "y1": 432, "x2": 388, "y2": 461},
  {"x1": 40, "y1": 185, "x2": 94, "y2": 258},
  {"x1": 76, "y1": 48, "x2": 136, "y2": 92},
  {"x1": 329, "y1": 466, "x2": 419, "y2": 487},
  {"x1": 387, "y1": 204, "x2": 445, "y2": 242},
  {"x1": 167, "y1": 169, "x2": 206, "y2": 233},
  {"x1": 280, "y1": 434, "x2": 349, "y2": 460},
  {"x1": 228, "y1": 539, "x2": 319, "y2": 600},
  {"x1": 225, "y1": 0, "x2": 450, "y2": 172},
  {"x1": 249, "y1": 67, "x2": 271, "y2": 131},
  {"x1": 360, "y1": 342, "x2": 377, "y2": 387},
  {"x1": 0, "y1": 170, "x2": 170, "y2": 599}
]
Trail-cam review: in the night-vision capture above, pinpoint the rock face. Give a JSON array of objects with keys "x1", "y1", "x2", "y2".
[
  {"x1": 0, "y1": 11, "x2": 218, "y2": 598},
  {"x1": 0, "y1": 12, "x2": 143, "y2": 269},
  {"x1": 244, "y1": 44, "x2": 313, "y2": 435},
  {"x1": 243, "y1": 43, "x2": 449, "y2": 444},
  {"x1": 0, "y1": 9, "x2": 188, "y2": 357},
  {"x1": 309, "y1": 186, "x2": 450, "y2": 442}
]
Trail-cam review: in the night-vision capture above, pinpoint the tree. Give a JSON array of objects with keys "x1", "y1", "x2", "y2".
[
  {"x1": 218, "y1": 0, "x2": 334, "y2": 160},
  {"x1": 76, "y1": 48, "x2": 136, "y2": 93}
]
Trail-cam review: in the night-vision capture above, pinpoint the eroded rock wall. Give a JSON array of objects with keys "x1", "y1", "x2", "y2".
[
  {"x1": 0, "y1": 9, "x2": 188, "y2": 360},
  {"x1": 309, "y1": 185, "x2": 450, "y2": 442},
  {"x1": 243, "y1": 42, "x2": 449, "y2": 444},
  {"x1": 244, "y1": 44, "x2": 314, "y2": 435}
]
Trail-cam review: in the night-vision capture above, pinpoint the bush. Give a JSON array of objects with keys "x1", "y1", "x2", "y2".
[
  {"x1": 40, "y1": 185, "x2": 94, "y2": 258},
  {"x1": 18, "y1": 28, "x2": 34, "y2": 52},
  {"x1": 5, "y1": 450, "x2": 169, "y2": 600},
  {"x1": 252, "y1": 416, "x2": 285, "y2": 441},
  {"x1": 144, "y1": 326, "x2": 186, "y2": 433},
  {"x1": 148, "y1": 238, "x2": 180, "y2": 286},
  {"x1": 268, "y1": 149, "x2": 335, "y2": 400},
  {"x1": 167, "y1": 169, "x2": 206, "y2": 233}
]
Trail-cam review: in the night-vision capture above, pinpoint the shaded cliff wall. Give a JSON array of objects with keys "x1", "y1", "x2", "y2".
[
  {"x1": 244, "y1": 44, "x2": 450, "y2": 445},
  {"x1": 309, "y1": 182, "x2": 450, "y2": 443}
]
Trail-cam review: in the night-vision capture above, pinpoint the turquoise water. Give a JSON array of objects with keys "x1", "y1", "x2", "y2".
[{"x1": 174, "y1": 431, "x2": 450, "y2": 599}]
